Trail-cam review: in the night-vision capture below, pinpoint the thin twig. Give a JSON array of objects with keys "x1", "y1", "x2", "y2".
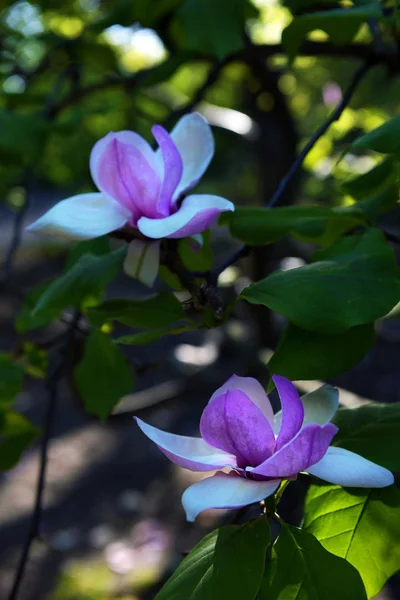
[{"x1": 7, "y1": 312, "x2": 80, "y2": 600}]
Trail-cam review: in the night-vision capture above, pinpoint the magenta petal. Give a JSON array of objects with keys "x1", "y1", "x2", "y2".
[
  {"x1": 135, "y1": 417, "x2": 237, "y2": 472},
  {"x1": 97, "y1": 138, "x2": 161, "y2": 222},
  {"x1": 273, "y1": 375, "x2": 304, "y2": 451},
  {"x1": 249, "y1": 423, "x2": 338, "y2": 478},
  {"x1": 200, "y1": 390, "x2": 276, "y2": 468},
  {"x1": 152, "y1": 125, "x2": 183, "y2": 217},
  {"x1": 182, "y1": 471, "x2": 280, "y2": 522},
  {"x1": 209, "y1": 374, "x2": 274, "y2": 425}
]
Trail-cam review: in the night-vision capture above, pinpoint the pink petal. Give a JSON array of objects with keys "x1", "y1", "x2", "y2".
[
  {"x1": 307, "y1": 447, "x2": 394, "y2": 488},
  {"x1": 249, "y1": 423, "x2": 338, "y2": 478},
  {"x1": 200, "y1": 390, "x2": 276, "y2": 468},
  {"x1": 95, "y1": 136, "x2": 161, "y2": 222},
  {"x1": 273, "y1": 375, "x2": 304, "y2": 451},
  {"x1": 137, "y1": 194, "x2": 234, "y2": 239},
  {"x1": 167, "y1": 113, "x2": 214, "y2": 202},
  {"x1": 182, "y1": 471, "x2": 280, "y2": 522},
  {"x1": 123, "y1": 239, "x2": 160, "y2": 287},
  {"x1": 152, "y1": 125, "x2": 183, "y2": 216},
  {"x1": 135, "y1": 417, "x2": 237, "y2": 472},
  {"x1": 209, "y1": 374, "x2": 274, "y2": 425},
  {"x1": 26, "y1": 193, "x2": 129, "y2": 240}
]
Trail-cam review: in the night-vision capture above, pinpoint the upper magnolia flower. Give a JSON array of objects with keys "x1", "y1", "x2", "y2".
[
  {"x1": 27, "y1": 113, "x2": 234, "y2": 242},
  {"x1": 136, "y1": 374, "x2": 394, "y2": 522}
]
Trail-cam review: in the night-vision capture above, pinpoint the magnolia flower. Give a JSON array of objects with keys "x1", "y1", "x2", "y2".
[
  {"x1": 27, "y1": 113, "x2": 234, "y2": 286},
  {"x1": 135, "y1": 374, "x2": 394, "y2": 521}
]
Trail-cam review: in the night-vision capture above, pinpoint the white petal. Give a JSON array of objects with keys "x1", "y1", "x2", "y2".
[
  {"x1": 90, "y1": 130, "x2": 158, "y2": 189},
  {"x1": 27, "y1": 193, "x2": 129, "y2": 240},
  {"x1": 274, "y1": 384, "x2": 339, "y2": 434},
  {"x1": 209, "y1": 374, "x2": 274, "y2": 425},
  {"x1": 123, "y1": 239, "x2": 160, "y2": 287},
  {"x1": 137, "y1": 194, "x2": 234, "y2": 239},
  {"x1": 307, "y1": 446, "x2": 394, "y2": 488},
  {"x1": 182, "y1": 471, "x2": 280, "y2": 522},
  {"x1": 166, "y1": 113, "x2": 214, "y2": 201},
  {"x1": 135, "y1": 418, "x2": 237, "y2": 472}
]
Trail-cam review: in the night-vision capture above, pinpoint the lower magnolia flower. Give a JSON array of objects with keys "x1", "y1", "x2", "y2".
[
  {"x1": 135, "y1": 374, "x2": 394, "y2": 521},
  {"x1": 27, "y1": 113, "x2": 234, "y2": 286}
]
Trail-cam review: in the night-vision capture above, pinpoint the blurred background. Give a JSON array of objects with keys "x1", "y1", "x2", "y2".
[{"x1": 0, "y1": 0, "x2": 399, "y2": 598}]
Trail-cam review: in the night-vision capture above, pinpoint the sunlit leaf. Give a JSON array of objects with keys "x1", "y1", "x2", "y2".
[{"x1": 0, "y1": 411, "x2": 39, "y2": 471}]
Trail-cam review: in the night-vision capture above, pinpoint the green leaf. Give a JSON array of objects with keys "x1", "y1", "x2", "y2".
[
  {"x1": 117, "y1": 324, "x2": 197, "y2": 345},
  {"x1": 0, "y1": 110, "x2": 48, "y2": 164},
  {"x1": 0, "y1": 355, "x2": 25, "y2": 407},
  {"x1": 341, "y1": 157, "x2": 397, "y2": 201},
  {"x1": 304, "y1": 484, "x2": 400, "y2": 598},
  {"x1": 282, "y1": 5, "x2": 382, "y2": 62},
  {"x1": 65, "y1": 236, "x2": 112, "y2": 269},
  {"x1": 221, "y1": 205, "x2": 365, "y2": 248},
  {"x1": 178, "y1": 231, "x2": 214, "y2": 272},
  {"x1": 241, "y1": 229, "x2": 400, "y2": 333},
  {"x1": 353, "y1": 185, "x2": 399, "y2": 220},
  {"x1": 332, "y1": 403, "x2": 400, "y2": 471},
  {"x1": 269, "y1": 323, "x2": 375, "y2": 381},
  {"x1": 0, "y1": 411, "x2": 39, "y2": 471},
  {"x1": 16, "y1": 280, "x2": 60, "y2": 333},
  {"x1": 33, "y1": 247, "x2": 126, "y2": 317},
  {"x1": 155, "y1": 517, "x2": 270, "y2": 600},
  {"x1": 86, "y1": 292, "x2": 187, "y2": 329},
  {"x1": 352, "y1": 114, "x2": 400, "y2": 154},
  {"x1": 173, "y1": 0, "x2": 255, "y2": 59},
  {"x1": 74, "y1": 331, "x2": 134, "y2": 420},
  {"x1": 260, "y1": 524, "x2": 366, "y2": 600}
]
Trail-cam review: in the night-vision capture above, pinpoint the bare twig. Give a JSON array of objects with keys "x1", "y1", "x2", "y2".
[{"x1": 7, "y1": 312, "x2": 80, "y2": 600}]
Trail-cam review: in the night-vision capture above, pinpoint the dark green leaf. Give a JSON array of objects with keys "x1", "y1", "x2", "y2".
[
  {"x1": 282, "y1": 6, "x2": 382, "y2": 62},
  {"x1": 221, "y1": 205, "x2": 365, "y2": 247},
  {"x1": 173, "y1": 0, "x2": 255, "y2": 59},
  {"x1": 332, "y1": 403, "x2": 400, "y2": 471},
  {"x1": 0, "y1": 411, "x2": 39, "y2": 471},
  {"x1": 65, "y1": 236, "x2": 112, "y2": 269},
  {"x1": 16, "y1": 280, "x2": 60, "y2": 333},
  {"x1": 22, "y1": 342, "x2": 48, "y2": 379},
  {"x1": 352, "y1": 114, "x2": 400, "y2": 153},
  {"x1": 304, "y1": 484, "x2": 400, "y2": 598},
  {"x1": 341, "y1": 158, "x2": 397, "y2": 201},
  {"x1": 260, "y1": 524, "x2": 367, "y2": 600},
  {"x1": 74, "y1": 331, "x2": 134, "y2": 420},
  {"x1": 86, "y1": 292, "x2": 188, "y2": 329},
  {"x1": 156, "y1": 517, "x2": 270, "y2": 600},
  {"x1": 241, "y1": 229, "x2": 400, "y2": 333},
  {"x1": 269, "y1": 323, "x2": 375, "y2": 381},
  {"x1": 0, "y1": 355, "x2": 25, "y2": 407},
  {"x1": 178, "y1": 231, "x2": 214, "y2": 272},
  {"x1": 0, "y1": 110, "x2": 48, "y2": 164},
  {"x1": 117, "y1": 324, "x2": 197, "y2": 345},
  {"x1": 33, "y1": 247, "x2": 126, "y2": 317},
  {"x1": 353, "y1": 185, "x2": 399, "y2": 220}
]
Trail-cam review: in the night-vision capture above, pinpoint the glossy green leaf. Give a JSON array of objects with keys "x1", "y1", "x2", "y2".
[
  {"x1": 87, "y1": 292, "x2": 188, "y2": 329},
  {"x1": 260, "y1": 524, "x2": 366, "y2": 600},
  {"x1": 74, "y1": 331, "x2": 134, "y2": 420},
  {"x1": 221, "y1": 205, "x2": 365, "y2": 247},
  {"x1": 33, "y1": 247, "x2": 126, "y2": 317},
  {"x1": 178, "y1": 231, "x2": 214, "y2": 272},
  {"x1": 341, "y1": 157, "x2": 397, "y2": 201},
  {"x1": 304, "y1": 484, "x2": 400, "y2": 598},
  {"x1": 282, "y1": 5, "x2": 382, "y2": 62},
  {"x1": 241, "y1": 229, "x2": 400, "y2": 333},
  {"x1": 352, "y1": 114, "x2": 400, "y2": 153},
  {"x1": 155, "y1": 518, "x2": 270, "y2": 600},
  {"x1": 0, "y1": 411, "x2": 39, "y2": 471},
  {"x1": 332, "y1": 403, "x2": 400, "y2": 471},
  {"x1": 117, "y1": 324, "x2": 197, "y2": 345},
  {"x1": 269, "y1": 323, "x2": 375, "y2": 381}
]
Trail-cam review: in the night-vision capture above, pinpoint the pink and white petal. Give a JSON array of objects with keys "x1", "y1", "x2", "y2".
[
  {"x1": 135, "y1": 417, "x2": 237, "y2": 472},
  {"x1": 137, "y1": 194, "x2": 234, "y2": 239},
  {"x1": 273, "y1": 375, "x2": 304, "y2": 451},
  {"x1": 152, "y1": 125, "x2": 183, "y2": 216},
  {"x1": 167, "y1": 113, "x2": 214, "y2": 202},
  {"x1": 182, "y1": 471, "x2": 281, "y2": 522},
  {"x1": 249, "y1": 423, "x2": 338, "y2": 479},
  {"x1": 26, "y1": 193, "x2": 129, "y2": 240},
  {"x1": 209, "y1": 374, "x2": 274, "y2": 425},
  {"x1": 273, "y1": 384, "x2": 339, "y2": 434},
  {"x1": 307, "y1": 446, "x2": 394, "y2": 488},
  {"x1": 200, "y1": 390, "x2": 275, "y2": 468},
  {"x1": 123, "y1": 239, "x2": 160, "y2": 287},
  {"x1": 90, "y1": 131, "x2": 158, "y2": 189}
]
